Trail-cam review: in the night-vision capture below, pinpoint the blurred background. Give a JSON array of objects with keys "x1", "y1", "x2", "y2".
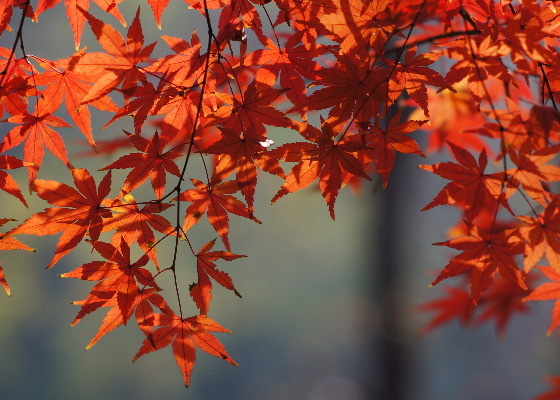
[{"x1": 1, "y1": 2, "x2": 560, "y2": 399}]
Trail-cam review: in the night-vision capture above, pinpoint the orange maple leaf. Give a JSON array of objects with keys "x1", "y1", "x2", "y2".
[
  {"x1": 2, "y1": 98, "x2": 73, "y2": 190},
  {"x1": 270, "y1": 118, "x2": 371, "y2": 219},
  {"x1": 190, "y1": 239, "x2": 245, "y2": 315},
  {"x1": 175, "y1": 179, "x2": 260, "y2": 251},
  {"x1": 100, "y1": 131, "x2": 182, "y2": 200},
  {"x1": 360, "y1": 109, "x2": 426, "y2": 187},
  {"x1": 101, "y1": 197, "x2": 175, "y2": 270},
  {"x1": 431, "y1": 223, "x2": 527, "y2": 311},
  {"x1": 506, "y1": 142, "x2": 560, "y2": 206},
  {"x1": 517, "y1": 199, "x2": 560, "y2": 273},
  {"x1": 133, "y1": 311, "x2": 237, "y2": 387},
  {"x1": 202, "y1": 126, "x2": 285, "y2": 215},
  {"x1": 71, "y1": 7, "x2": 156, "y2": 106},
  {"x1": 61, "y1": 238, "x2": 160, "y2": 327},
  {"x1": 7, "y1": 168, "x2": 113, "y2": 268},
  {"x1": 420, "y1": 142, "x2": 511, "y2": 221},
  {"x1": 80, "y1": 287, "x2": 169, "y2": 350}
]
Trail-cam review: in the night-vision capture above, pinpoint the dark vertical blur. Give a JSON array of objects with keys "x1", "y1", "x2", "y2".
[{"x1": 363, "y1": 107, "x2": 411, "y2": 400}]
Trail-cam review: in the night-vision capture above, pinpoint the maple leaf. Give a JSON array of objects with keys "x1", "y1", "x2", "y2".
[
  {"x1": 61, "y1": 238, "x2": 160, "y2": 327},
  {"x1": 389, "y1": 45, "x2": 448, "y2": 118},
  {"x1": 420, "y1": 142, "x2": 511, "y2": 221},
  {"x1": 274, "y1": 0, "x2": 338, "y2": 41},
  {"x1": 416, "y1": 285, "x2": 472, "y2": 334},
  {"x1": 202, "y1": 126, "x2": 285, "y2": 215},
  {"x1": 144, "y1": 31, "x2": 205, "y2": 88},
  {"x1": 441, "y1": 36, "x2": 512, "y2": 102},
  {"x1": 517, "y1": 200, "x2": 560, "y2": 274},
  {"x1": 431, "y1": 223, "x2": 527, "y2": 311},
  {"x1": 101, "y1": 79, "x2": 165, "y2": 134},
  {"x1": 77, "y1": 287, "x2": 170, "y2": 350},
  {"x1": 7, "y1": 168, "x2": 113, "y2": 268},
  {"x1": 211, "y1": 78, "x2": 291, "y2": 136},
  {"x1": 1, "y1": 98, "x2": 73, "y2": 190},
  {"x1": 100, "y1": 131, "x2": 182, "y2": 200},
  {"x1": 359, "y1": 110, "x2": 426, "y2": 187},
  {"x1": 175, "y1": 179, "x2": 260, "y2": 251},
  {"x1": 101, "y1": 197, "x2": 175, "y2": 270},
  {"x1": 308, "y1": 0, "x2": 393, "y2": 55},
  {"x1": 506, "y1": 142, "x2": 560, "y2": 206},
  {"x1": 33, "y1": 54, "x2": 119, "y2": 151},
  {"x1": 71, "y1": 7, "x2": 156, "y2": 106},
  {"x1": 156, "y1": 91, "x2": 201, "y2": 145},
  {"x1": 524, "y1": 266, "x2": 560, "y2": 335},
  {"x1": 0, "y1": 49, "x2": 32, "y2": 119},
  {"x1": 133, "y1": 311, "x2": 237, "y2": 388},
  {"x1": 286, "y1": 53, "x2": 390, "y2": 131},
  {"x1": 216, "y1": 0, "x2": 263, "y2": 45},
  {"x1": 270, "y1": 119, "x2": 371, "y2": 219},
  {"x1": 190, "y1": 239, "x2": 245, "y2": 315},
  {"x1": 35, "y1": 0, "x2": 125, "y2": 50},
  {"x1": 243, "y1": 30, "x2": 329, "y2": 105}
]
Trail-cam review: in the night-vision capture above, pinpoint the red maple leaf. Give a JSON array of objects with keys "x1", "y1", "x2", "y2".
[
  {"x1": 359, "y1": 110, "x2": 426, "y2": 187},
  {"x1": 202, "y1": 126, "x2": 285, "y2": 215},
  {"x1": 2, "y1": 97, "x2": 73, "y2": 189},
  {"x1": 175, "y1": 179, "x2": 260, "y2": 251},
  {"x1": 309, "y1": 0, "x2": 393, "y2": 55},
  {"x1": 79, "y1": 287, "x2": 170, "y2": 350},
  {"x1": 506, "y1": 142, "x2": 560, "y2": 206},
  {"x1": 61, "y1": 238, "x2": 160, "y2": 327},
  {"x1": 33, "y1": 53, "x2": 119, "y2": 150},
  {"x1": 145, "y1": 31, "x2": 205, "y2": 88},
  {"x1": 101, "y1": 197, "x2": 175, "y2": 270},
  {"x1": 100, "y1": 131, "x2": 182, "y2": 200},
  {"x1": 6, "y1": 168, "x2": 113, "y2": 268},
  {"x1": 388, "y1": 45, "x2": 449, "y2": 118},
  {"x1": 244, "y1": 30, "x2": 329, "y2": 105},
  {"x1": 190, "y1": 239, "x2": 244, "y2": 315},
  {"x1": 475, "y1": 273, "x2": 537, "y2": 337},
  {"x1": 133, "y1": 311, "x2": 237, "y2": 387},
  {"x1": 0, "y1": 154, "x2": 33, "y2": 207},
  {"x1": 70, "y1": 7, "x2": 156, "y2": 106},
  {"x1": 431, "y1": 223, "x2": 527, "y2": 311},
  {"x1": 420, "y1": 142, "x2": 511, "y2": 221},
  {"x1": 517, "y1": 199, "x2": 560, "y2": 273},
  {"x1": 212, "y1": 78, "x2": 291, "y2": 136},
  {"x1": 286, "y1": 53, "x2": 390, "y2": 130},
  {"x1": 270, "y1": 119, "x2": 370, "y2": 219}
]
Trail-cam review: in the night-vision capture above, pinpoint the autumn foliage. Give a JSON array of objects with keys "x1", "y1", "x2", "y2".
[{"x1": 3, "y1": 0, "x2": 560, "y2": 395}]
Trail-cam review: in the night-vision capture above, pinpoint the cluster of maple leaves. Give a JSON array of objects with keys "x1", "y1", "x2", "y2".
[{"x1": 3, "y1": 0, "x2": 560, "y2": 395}]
